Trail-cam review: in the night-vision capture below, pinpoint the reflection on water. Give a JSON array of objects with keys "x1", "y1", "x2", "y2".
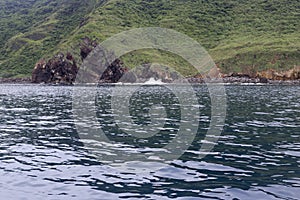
[{"x1": 0, "y1": 84, "x2": 299, "y2": 199}]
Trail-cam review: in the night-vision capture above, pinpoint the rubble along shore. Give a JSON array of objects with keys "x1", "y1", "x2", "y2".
[
  {"x1": 2, "y1": 37, "x2": 299, "y2": 85},
  {"x1": 1, "y1": 74, "x2": 300, "y2": 85}
]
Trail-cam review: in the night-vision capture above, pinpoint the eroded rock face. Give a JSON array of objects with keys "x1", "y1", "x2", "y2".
[
  {"x1": 129, "y1": 64, "x2": 182, "y2": 83},
  {"x1": 99, "y1": 59, "x2": 136, "y2": 83},
  {"x1": 32, "y1": 36, "x2": 299, "y2": 84},
  {"x1": 256, "y1": 67, "x2": 300, "y2": 81},
  {"x1": 32, "y1": 53, "x2": 78, "y2": 85},
  {"x1": 32, "y1": 37, "x2": 136, "y2": 84}
]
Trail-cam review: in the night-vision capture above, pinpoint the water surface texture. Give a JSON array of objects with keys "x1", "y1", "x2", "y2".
[{"x1": 0, "y1": 84, "x2": 299, "y2": 200}]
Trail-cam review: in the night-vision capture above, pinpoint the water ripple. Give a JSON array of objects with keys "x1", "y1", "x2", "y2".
[{"x1": 0, "y1": 84, "x2": 299, "y2": 199}]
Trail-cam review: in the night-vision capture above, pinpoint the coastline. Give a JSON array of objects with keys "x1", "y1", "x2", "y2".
[{"x1": 1, "y1": 76, "x2": 300, "y2": 85}]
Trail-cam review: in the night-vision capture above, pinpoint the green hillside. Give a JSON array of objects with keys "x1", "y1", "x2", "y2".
[
  {"x1": 0, "y1": 0, "x2": 299, "y2": 78},
  {"x1": 0, "y1": 0, "x2": 98, "y2": 77}
]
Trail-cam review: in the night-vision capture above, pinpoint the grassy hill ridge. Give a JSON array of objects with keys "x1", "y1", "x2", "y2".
[{"x1": 0, "y1": 0, "x2": 299, "y2": 77}]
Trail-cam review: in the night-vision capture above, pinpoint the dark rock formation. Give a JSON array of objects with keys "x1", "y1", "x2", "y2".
[
  {"x1": 79, "y1": 38, "x2": 136, "y2": 83},
  {"x1": 32, "y1": 53, "x2": 78, "y2": 85},
  {"x1": 32, "y1": 36, "x2": 300, "y2": 85},
  {"x1": 32, "y1": 37, "x2": 97, "y2": 85},
  {"x1": 99, "y1": 59, "x2": 136, "y2": 83},
  {"x1": 259, "y1": 77, "x2": 268, "y2": 83},
  {"x1": 32, "y1": 37, "x2": 136, "y2": 84}
]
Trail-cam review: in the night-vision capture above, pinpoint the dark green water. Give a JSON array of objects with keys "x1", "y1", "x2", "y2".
[{"x1": 0, "y1": 84, "x2": 299, "y2": 200}]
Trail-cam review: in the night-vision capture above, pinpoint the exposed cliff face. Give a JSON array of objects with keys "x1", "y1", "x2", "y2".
[
  {"x1": 32, "y1": 37, "x2": 135, "y2": 84},
  {"x1": 31, "y1": 33, "x2": 299, "y2": 85},
  {"x1": 256, "y1": 67, "x2": 300, "y2": 81},
  {"x1": 32, "y1": 53, "x2": 78, "y2": 85}
]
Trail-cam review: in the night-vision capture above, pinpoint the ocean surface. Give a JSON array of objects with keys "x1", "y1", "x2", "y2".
[{"x1": 0, "y1": 84, "x2": 299, "y2": 200}]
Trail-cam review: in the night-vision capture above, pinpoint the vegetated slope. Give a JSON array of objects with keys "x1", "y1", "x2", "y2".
[
  {"x1": 0, "y1": 0, "x2": 299, "y2": 77},
  {"x1": 0, "y1": 0, "x2": 98, "y2": 77}
]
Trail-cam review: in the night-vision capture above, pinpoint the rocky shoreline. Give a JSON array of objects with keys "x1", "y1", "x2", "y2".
[
  {"x1": 1, "y1": 75, "x2": 300, "y2": 85},
  {"x1": 2, "y1": 37, "x2": 299, "y2": 85}
]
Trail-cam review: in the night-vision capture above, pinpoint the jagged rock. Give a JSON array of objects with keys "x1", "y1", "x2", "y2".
[
  {"x1": 78, "y1": 37, "x2": 136, "y2": 83},
  {"x1": 32, "y1": 38, "x2": 100, "y2": 85},
  {"x1": 227, "y1": 72, "x2": 252, "y2": 79},
  {"x1": 99, "y1": 59, "x2": 128, "y2": 83},
  {"x1": 284, "y1": 66, "x2": 300, "y2": 79},
  {"x1": 96, "y1": 58, "x2": 137, "y2": 83},
  {"x1": 256, "y1": 67, "x2": 300, "y2": 81},
  {"x1": 32, "y1": 59, "x2": 51, "y2": 83},
  {"x1": 32, "y1": 53, "x2": 78, "y2": 85},
  {"x1": 33, "y1": 36, "x2": 299, "y2": 85},
  {"x1": 130, "y1": 63, "x2": 183, "y2": 83},
  {"x1": 259, "y1": 77, "x2": 268, "y2": 83}
]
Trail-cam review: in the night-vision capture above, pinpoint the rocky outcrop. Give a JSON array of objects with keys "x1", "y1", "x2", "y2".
[
  {"x1": 99, "y1": 59, "x2": 136, "y2": 83},
  {"x1": 32, "y1": 37, "x2": 136, "y2": 84},
  {"x1": 130, "y1": 64, "x2": 182, "y2": 83},
  {"x1": 79, "y1": 38, "x2": 136, "y2": 83},
  {"x1": 217, "y1": 68, "x2": 300, "y2": 84},
  {"x1": 257, "y1": 66, "x2": 300, "y2": 81},
  {"x1": 32, "y1": 36, "x2": 299, "y2": 85},
  {"x1": 32, "y1": 53, "x2": 78, "y2": 85},
  {"x1": 187, "y1": 66, "x2": 300, "y2": 84}
]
